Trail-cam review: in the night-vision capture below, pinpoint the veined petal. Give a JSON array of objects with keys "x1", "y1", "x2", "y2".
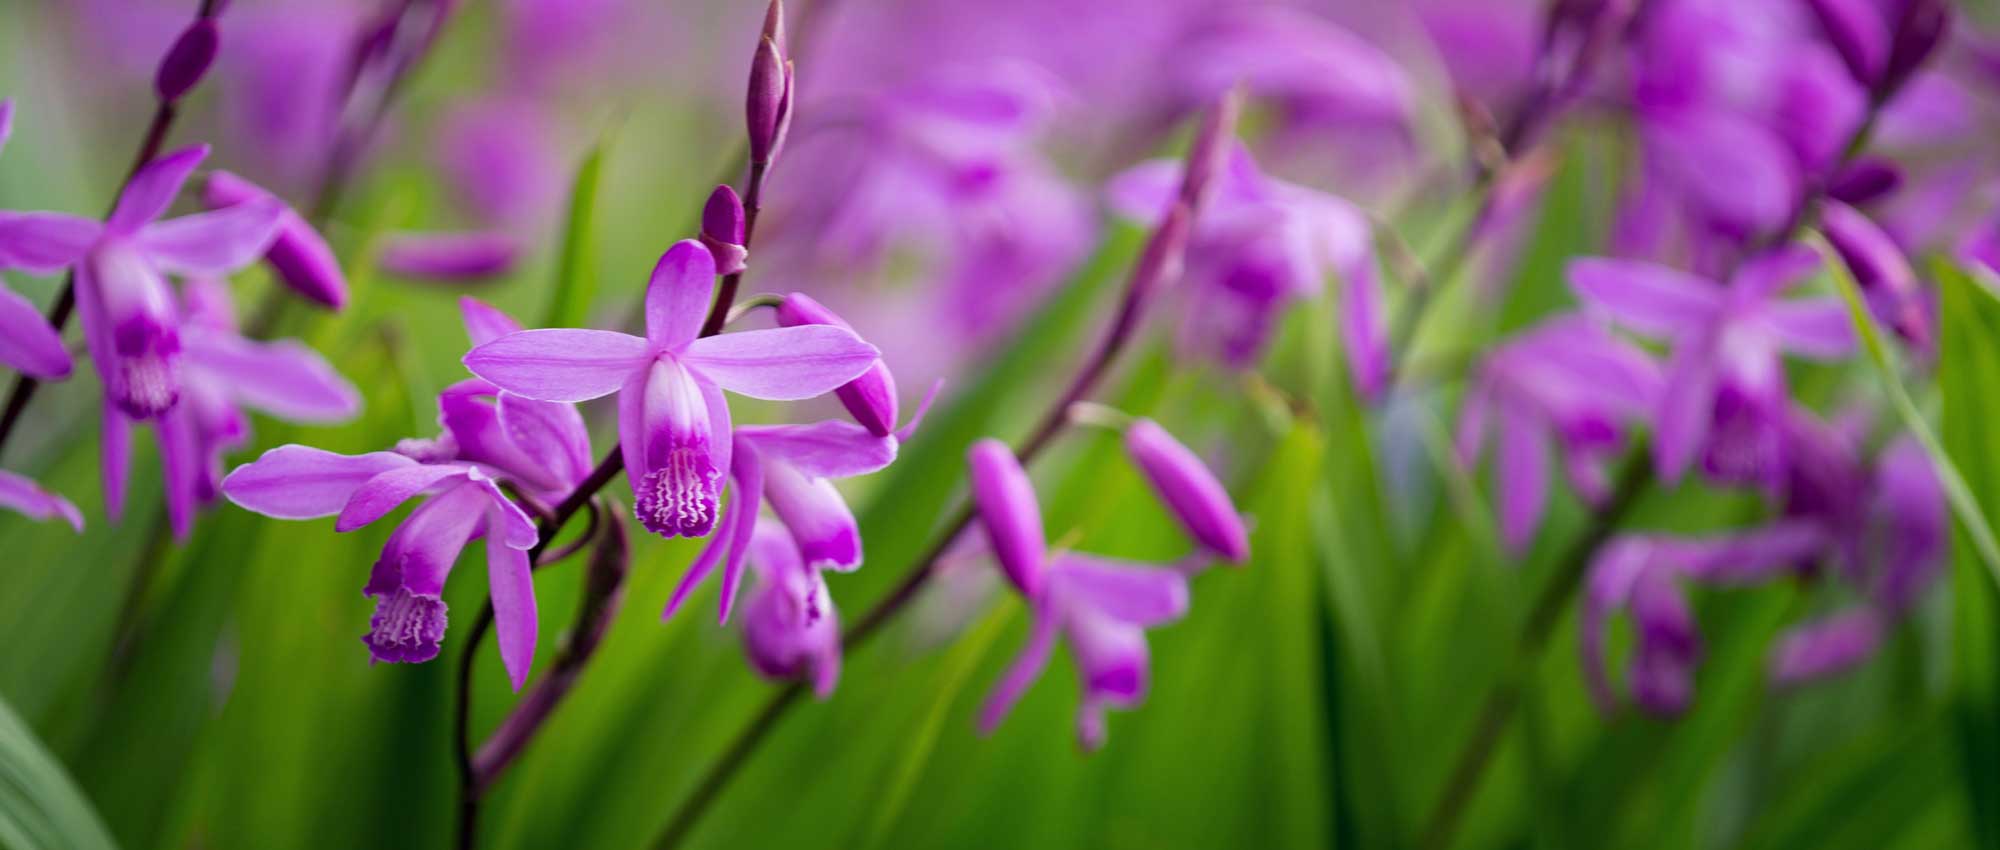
[
  {"x1": 459, "y1": 296, "x2": 523, "y2": 348},
  {"x1": 135, "y1": 199, "x2": 285, "y2": 275},
  {"x1": 467, "y1": 472, "x2": 539, "y2": 549},
  {"x1": 0, "y1": 284, "x2": 70, "y2": 379},
  {"x1": 336, "y1": 464, "x2": 473, "y2": 532},
  {"x1": 715, "y1": 446, "x2": 763, "y2": 624},
  {"x1": 632, "y1": 359, "x2": 723, "y2": 539},
  {"x1": 0, "y1": 469, "x2": 83, "y2": 531},
  {"x1": 645, "y1": 239, "x2": 716, "y2": 349},
  {"x1": 486, "y1": 521, "x2": 538, "y2": 690},
  {"x1": 762, "y1": 459, "x2": 861, "y2": 571},
  {"x1": 0, "y1": 212, "x2": 102, "y2": 273},
  {"x1": 680, "y1": 325, "x2": 879, "y2": 401},
  {"x1": 1047, "y1": 553, "x2": 1189, "y2": 626},
  {"x1": 978, "y1": 599, "x2": 1059, "y2": 735},
  {"x1": 1567, "y1": 258, "x2": 1723, "y2": 338},
  {"x1": 1760, "y1": 299, "x2": 1856, "y2": 360},
  {"x1": 108, "y1": 145, "x2": 209, "y2": 235},
  {"x1": 184, "y1": 332, "x2": 360, "y2": 422},
  {"x1": 462, "y1": 328, "x2": 650, "y2": 402},
  {"x1": 734, "y1": 419, "x2": 897, "y2": 479}
]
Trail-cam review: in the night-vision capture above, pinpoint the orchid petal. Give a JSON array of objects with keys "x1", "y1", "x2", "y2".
[
  {"x1": 108, "y1": 145, "x2": 208, "y2": 234},
  {"x1": 717, "y1": 446, "x2": 763, "y2": 624},
  {"x1": 762, "y1": 459, "x2": 861, "y2": 572},
  {"x1": 100, "y1": 405, "x2": 130, "y2": 522},
  {"x1": 1496, "y1": 399, "x2": 1549, "y2": 554},
  {"x1": 645, "y1": 239, "x2": 716, "y2": 349},
  {"x1": 1567, "y1": 258, "x2": 1723, "y2": 338},
  {"x1": 0, "y1": 470, "x2": 82, "y2": 531},
  {"x1": 486, "y1": 522, "x2": 538, "y2": 690},
  {"x1": 462, "y1": 328, "x2": 650, "y2": 402},
  {"x1": 1048, "y1": 553, "x2": 1189, "y2": 626},
  {"x1": 0, "y1": 212, "x2": 102, "y2": 273},
  {"x1": 978, "y1": 599, "x2": 1059, "y2": 734},
  {"x1": 733, "y1": 420, "x2": 898, "y2": 479},
  {"x1": 184, "y1": 333, "x2": 361, "y2": 422},
  {"x1": 158, "y1": 405, "x2": 200, "y2": 538},
  {"x1": 222, "y1": 446, "x2": 418, "y2": 519},
  {"x1": 459, "y1": 296, "x2": 523, "y2": 347},
  {"x1": 1653, "y1": 339, "x2": 1718, "y2": 483},
  {"x1": 1761, "y1": 299, "x2": 1857, "y2": 360},
  {"x1": 0, "y1": 285, "x2": 70, "y2": 378},
  {"x1": 467, "y1": 473, "x2": 539, "y2": 549},
  {"x1": 136, "y1": 199, "x2": 285, "y2": 275},
  {"x1": 680, "y1": 325, "x2": 879, "y2": 401},
  {"x1": 336, "y1": 464, "x2": 472, "y2": 532}
]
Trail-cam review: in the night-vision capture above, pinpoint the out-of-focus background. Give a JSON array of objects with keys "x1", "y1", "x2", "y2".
[{"x1": 1, "y1": 0, "x2": 1997, "y2": 847}]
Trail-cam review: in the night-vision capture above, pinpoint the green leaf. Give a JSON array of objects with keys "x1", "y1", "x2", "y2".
[
  {"x1": 0, "y1": 694, "x2": 117, "y2": 850},
  {"x1": 545, "y1": 137, "x2": 613, "y2": 330},
  {"x1": 1937, "y1": 259, "x2": 2000, "y2": 847}
]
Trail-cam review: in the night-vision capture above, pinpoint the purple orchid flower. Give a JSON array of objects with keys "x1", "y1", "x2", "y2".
[
  {"x1": 1568, "y1": 247, "x2": 1857, "y2": 489},
  {"x1": 222, "y1": 445, "x2": 542, "y2": 688},
  {"x1": 0, "y1": 144, "x2": 284, "y2": 419},
  {"x1": 1581, "y1": 521, "x2": 1828, "y2": 715},
  {"x1": 0, "y1": 469, "x2": 83, "y2": 532},
  {"x1": 379, "y1": 232, "x2": 520, "y2": 283},
  {"x1": 462, "y1": 239, "x2": 878, "y2": 541},
  {"x1": 142, "y1": 277, "x2": 360, "y2": 534},
  {"x1": 1457, "y1": 315, "x2": 1662, "y2": 553},
  {"x1": 664, "y1": 417, "x2": 907, "y2": 623},
  {"x1": 0, "y1": 100, "x2": 77, "y2": 380},
  {"x1": 1107, "y1": 145, "x2": 1381, "y2": 381},
  {"x1": 1819, "y1": 199, "x2": 1931, "y2": 350},
  {"x1": 968, "y1": 439, "x2": 1191, "y2": 751},
  {"x1": 740, "y1": 518, "x2": 841, "y2": 697}
]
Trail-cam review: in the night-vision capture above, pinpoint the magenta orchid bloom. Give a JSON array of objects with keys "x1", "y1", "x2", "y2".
[
  {"x1": 222, "y1": 445, "x2": 542, "y2": 689},
  {"x1": 140, "y1": 278, "x2": 359, "y2": 535},
  {"x1": 202, "y1": 170, "x2": 349, "y2": 309},
  {"x1": 0, "y1": 468, "x2": 84, "y2": 532},
  {"x1": 1457, "y1": 315, "x2": 1662, "y2": 553},
  {"x1": 664, "y1": 419, "x2": 900, "y2": 623},
  {"x1": 462, "y1": 239, "x2": 878, "y2": 541},
  {"x1": 740, "y1": 518, "x2": 842, "y2": 697},
  {"x1": 0, "y1": 100, "x2": 78, "y2": 380},
  {"x1": 1568, "y1": 246, "x2": 1856, "y2": 490},
  {"x1": 968, "y1": 440, "x2": 1191, "y2": 751},
  {"x1": 1581, "y1": 522, "x2": 1827, "y2": 715},
  {"x1": 20, "y1": 145, "x2": 284, "y2": 419}
]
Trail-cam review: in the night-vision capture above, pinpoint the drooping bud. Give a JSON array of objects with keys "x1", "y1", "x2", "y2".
[
  {"x1": 746, "y1": 0, "x2": 793, "y2": 167},
  {"x1": 775, "y1": 293, "x2": 898, "y2": 436},
  {"x1": 1827, "y1": 157, "x2": 1902, "y2": 206},
  {"x1": 700, "y1": 184, "x2": 749, "y2": 275},
  {"x1": 155, "y1": 19, "x2": 220, "y2": 104},
  {"x1": 1123, "y1": 419, "x2": 1249, "y2": 562},
  {"x1": 967, "y1": 439, "x2": 1045, "y2": 597},
  {"x1": 203, "y1": 171, "x2": 350, "y2": 309},
  {"x1": 1178, "y1": 87, "x2": 1243, "y2": 210}
]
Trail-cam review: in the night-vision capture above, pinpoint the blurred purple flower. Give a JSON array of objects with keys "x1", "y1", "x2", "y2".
[
  {"x1": 462, "y1": 240, "x2": 877, "y2": 542},
  {"x1": 379, "y1": 231, "x2": 519, "y2": 283},
  {"x1": 1107, "y1": 146, "x2": 1379, "y2": 375},
  {"x1": 1820, "y1": 199, "x2": 1931, "y2": 349},
  {"x1": 1457, "y1": 315, "x2": 1662, "y2": 553},
  {"x1": 1582, "y1": 522, "x2": 1828, "y2": 714},
  {"x1": 1569, "y1": 247, "x2": 1855, "y2": 489},
  {"x1": 0, "y1": 100, "x2": 77, "y2": 380},
  {"x1": 969, "y1": 440, "x2": 1191, "y2": 750},
  {"x1": 740, "y1": 519, "x2": 842, "y2": 696},
  {"x1": 435, "y1": 97, "x2": 564, "y2": 233},
  {"x1": 222, "y1": 445, "x2": 541, "y2": 689},
  {"x1": 0, "y1": 469, "x2": 84, "y2": 532}
]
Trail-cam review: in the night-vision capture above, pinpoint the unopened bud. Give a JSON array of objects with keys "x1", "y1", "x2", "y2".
[
  {"x1": 155, "y1": 19, "x2": 220, "y2": 104},
  {"x1": 700, "y1": 184, "x2": 749, "y2": 275},
  {"x1": 747, "y1": 36, "x2": 791, "y2": 165},
  {"x1": 776, "y1": 293, "x2": 899, "y2": 437}
]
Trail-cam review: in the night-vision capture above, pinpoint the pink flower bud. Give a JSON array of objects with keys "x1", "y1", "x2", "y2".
[
  {"x1": 776, "y1": 293, "x2": 899, "y2": 436},
  {"x1": 700, "y1": 184, "x2": 749, "y2": 275},
  {"x1": 967, "y1": 439, "x2": 1045, "y2": 597},
  {"x1": 747, "y1": 36, "x2": 790, "y2": 165},
  {"x1": 1124, "y1": 419, "x2": 1248, "y2": 561}
]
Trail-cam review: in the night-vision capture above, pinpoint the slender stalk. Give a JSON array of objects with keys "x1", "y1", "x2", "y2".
[{"x1": 0, "y1": 0, "x2": 220, "y2": 462}]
